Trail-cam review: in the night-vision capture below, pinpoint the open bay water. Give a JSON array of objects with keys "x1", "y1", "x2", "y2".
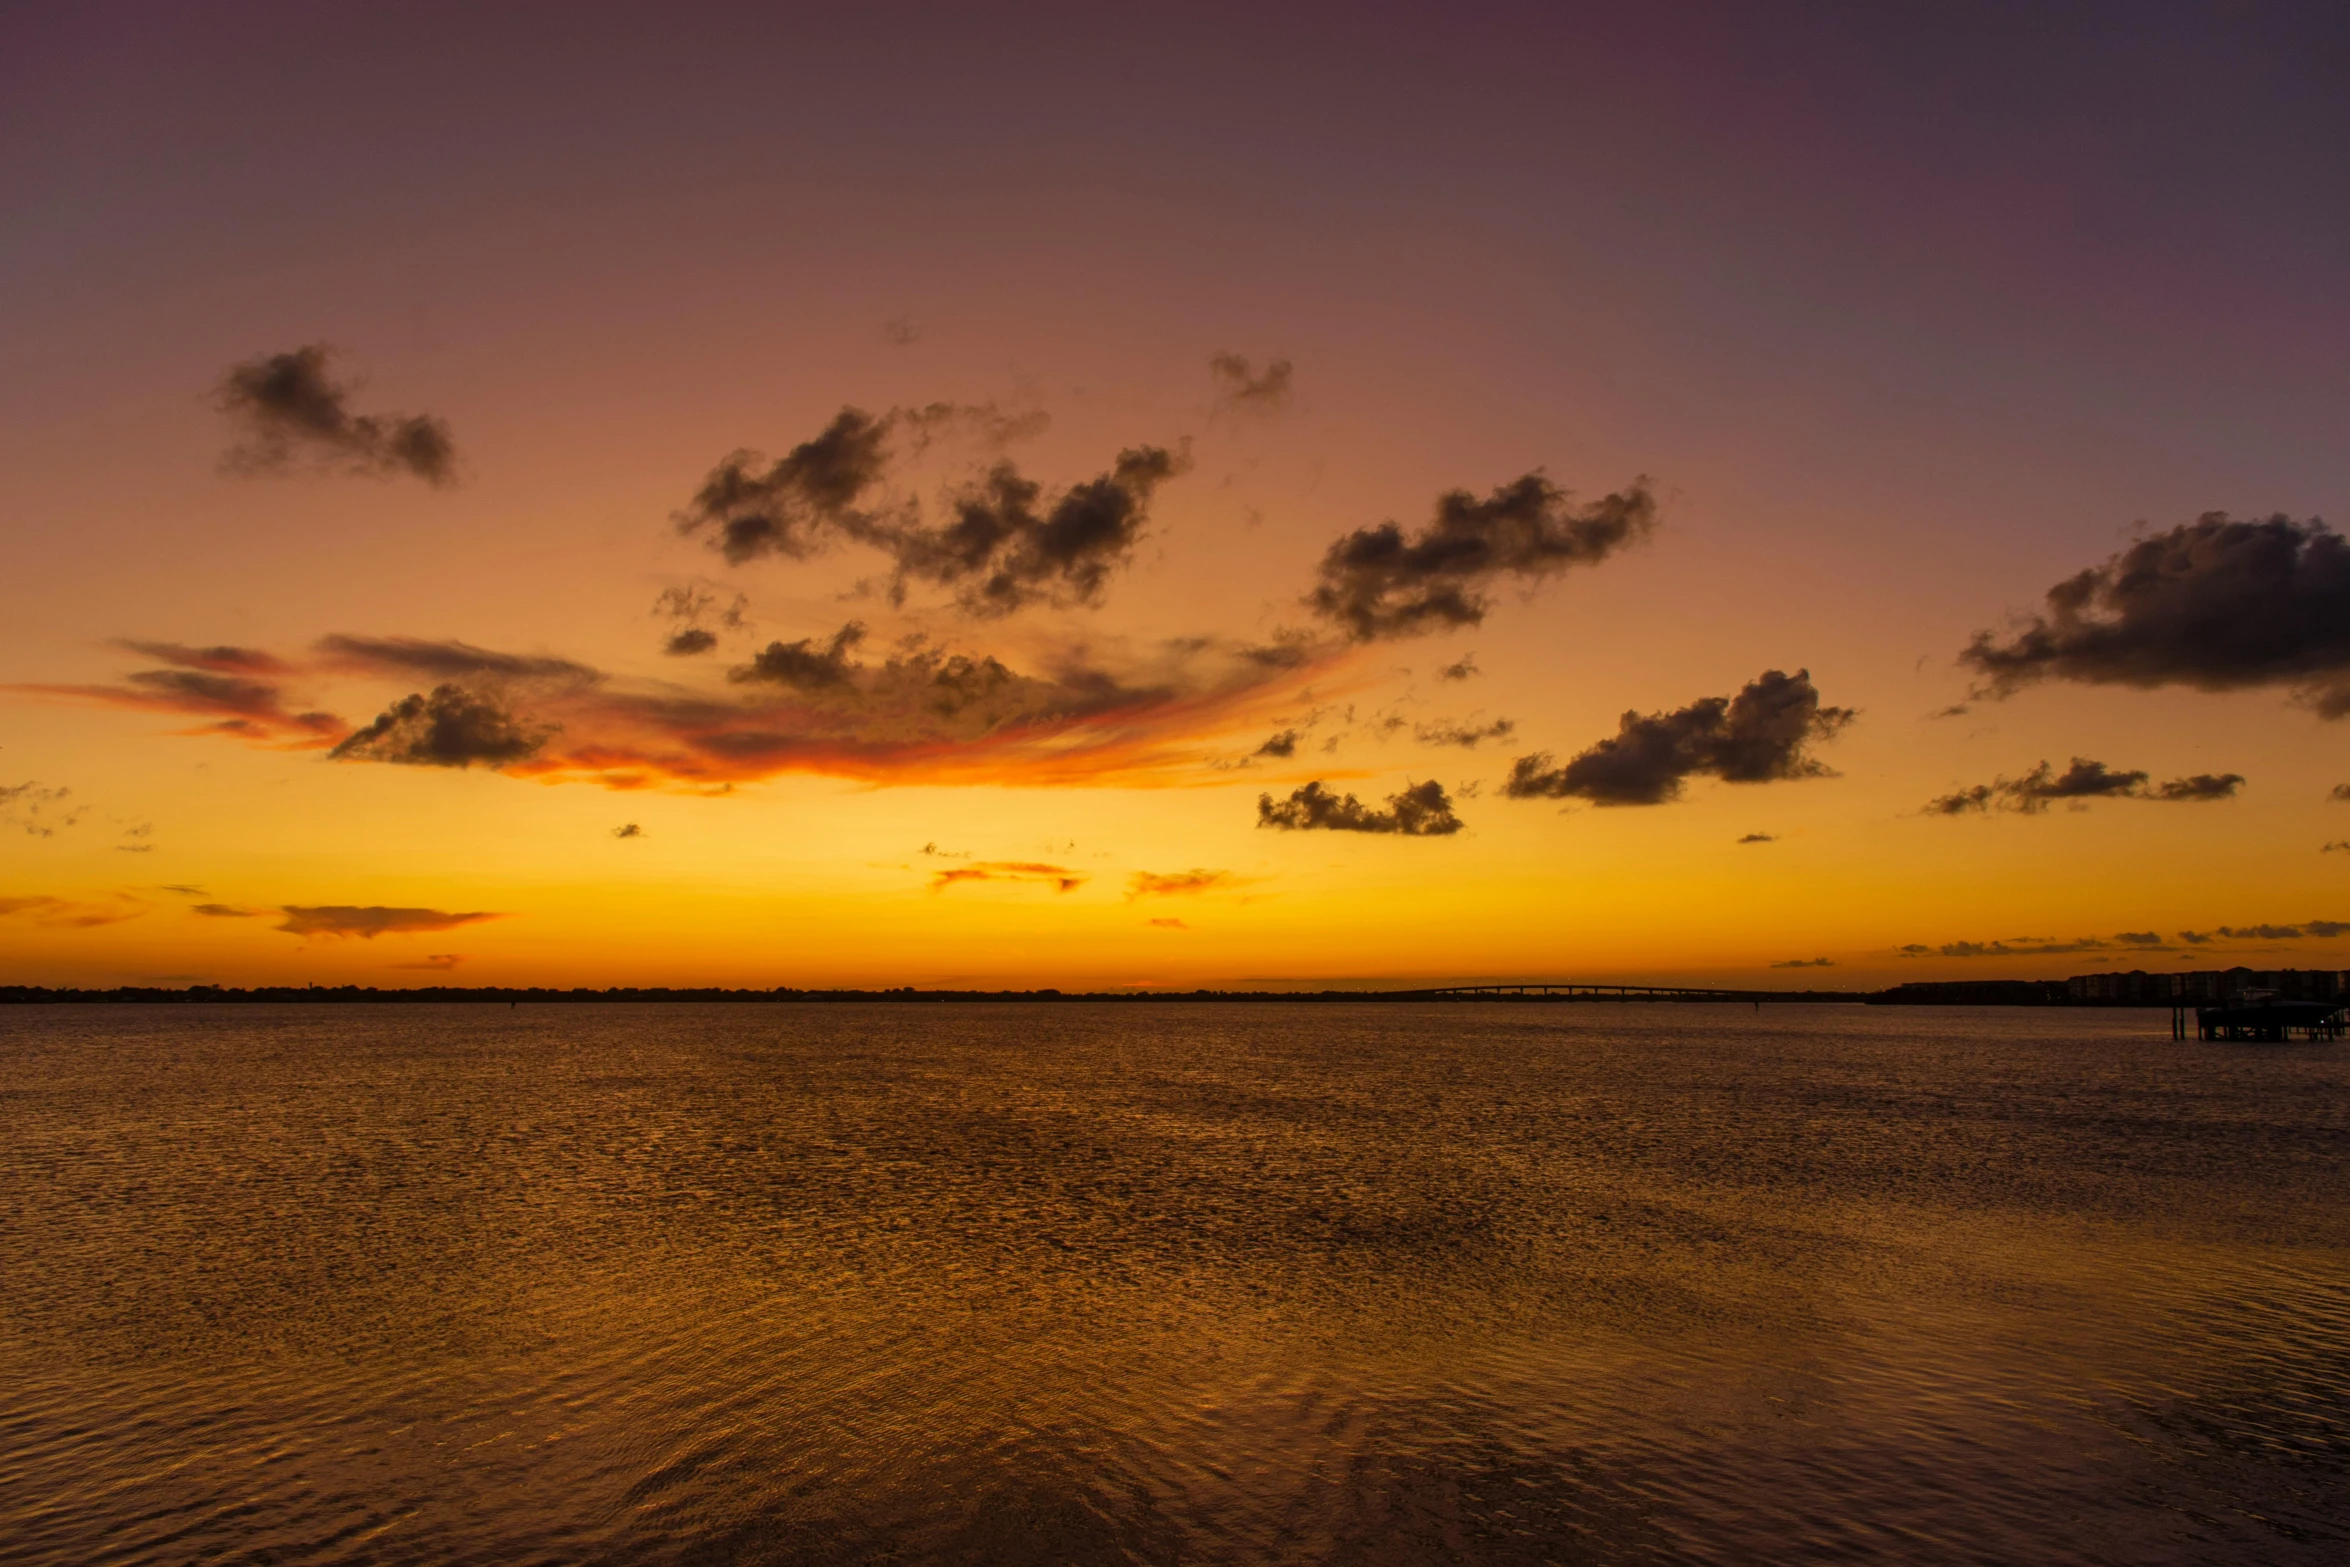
[{"x1": 0, "y1": 1003, "x2": 2344, "y2": 1565}]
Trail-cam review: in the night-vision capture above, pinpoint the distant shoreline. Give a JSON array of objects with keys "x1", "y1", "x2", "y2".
[{"x1": 0, "y1": 982, "x2": 2236, "y2": 1008}]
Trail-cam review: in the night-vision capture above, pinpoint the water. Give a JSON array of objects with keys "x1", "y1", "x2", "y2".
[{"x1": 1, "y1": 1002, "x2": 2344, "y2": 1565}]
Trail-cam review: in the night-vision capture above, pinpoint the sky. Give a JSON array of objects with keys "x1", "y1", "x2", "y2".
[{"x1": 5, "y1": 1, "x2": 2350, "y2": 990}]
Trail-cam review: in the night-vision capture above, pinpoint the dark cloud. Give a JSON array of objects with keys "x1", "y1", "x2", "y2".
[
  {"x1": 1208, "y1": 352, "x2": 1294, "y2": 413},
  {"x1": 1147, "y1": 916, "x2": 1189, "y2": 929},
  {"x1": 2116, "y1": 931, "x2": 2165, "y2": 945},
  {"x1": 728, "y1": 623, "x2": 867, "y2": 690},
  {"x1": 191, "y1": 903, "x2": 260, "y2": 917},
  {"x1": 275, "y1": 906, "x2": 502, "y2": 938},
  {"x1": 1414, "y1": 717, "x2": 1515, "y2": 749},
  {"x1": 330, "y1": 685, "x2": 551, "y2": 768},
  {"x1": 2178, "y1": 930, "x2": 2214, "y2": 943},
  {"x1": 392, "y1": 953, "x2": 466, "y2": 971},
  {"x1": 2324, "y1": 841, "x2": 2350, "y2": 854},
  {"x1": 612, "y1": 823, "x2": 643, "y2": 839},
  {"x1": 1257, "y1": 779, "x2": 1464, "y2": 836},
  {"x1": 1737, "y1": 832, "x2": 1777, "y2": 844},
  {"x1": 678, "y1": 407, "x2": 893, "y2": 564},
  {"x1": 1771, "y1": 957, "x2": 1835, "y2": 968},
  {"x1": 1127, "y1": 869, "x2": 1235, "y2": 898},
  {"x1": 2332, "y1": 784, "x2": 2350, "y2": 802},
  {"x1": 929, "y1": 861, "x2": 1087, "y2": 893},
  {"x1": 9, "y1": 655, "x2": 345, "y2": 745},
  {"x1": 1926, "y1": 758, "x2": 2243, "y2": 814},
  {"x1": 888, "y1": 447, "x2": 1183, "y2": 615},
  {"x1": 1928, "y1": 703, "x2": 1971, "y2": 719},
  {"x1": 1253, "y1": 729, "x2": 1300, "y2": 759},
  {"x1": 1961, "y1": 512, "x2": 2350, "y2": 715},
  {"x1": 2219, "y1": 923, "x2": 2304, "y2": 939},
  {"x1": 2149, "y1": 772, "x2": 2245, "y2": 802},
  {"x1": 159, "y1": 885, "x2": 207, "y2": 896},
  {"x1": 315, "y1": 634, "x2": 599, "y2": 686},
  {"x1": 1, "y1": 782, "x2": 81, "y2": 836},
  {"x1": 1931, "y1": 937, "x2": 2111, "y2": 958},
  {"x1": 677, "y1": 405, "x2": 1159, "y2": 614},
  {"x1": 1505, "y1": 670, "x2": 1852, "y2": 807},
  {"x1": 115, "y1": 641, "x2": 289, "y2": 674},
  {"x1": 1435, "y1": 655, "x2": 1481, "y2": 682},
  {"x1": 653, "y1": 586, "x2": 748, "y2": 656},
  {"x1": 2310, "y1": 920, "x2": 2350, "y2": 937},
  {"x1": 216, "y1": 345, "x2": 456, "y2": 485},
  {"x1": 1306, "y1": 473, "x2": 1655, "y2": 641}
]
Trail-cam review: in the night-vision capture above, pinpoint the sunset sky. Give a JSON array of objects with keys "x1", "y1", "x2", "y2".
[{"x1": 6, "y1": 2, "x2": 2350, "y2": 989}]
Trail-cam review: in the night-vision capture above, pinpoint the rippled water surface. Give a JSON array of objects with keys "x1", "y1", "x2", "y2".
[{"x1": 3, "y1": 1002, "x2": 2346, "y2": 1564}]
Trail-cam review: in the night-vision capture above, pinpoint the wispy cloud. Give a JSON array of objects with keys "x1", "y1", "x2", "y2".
[
  {"x1": 1127, "y1": 869, "x2": 1237, "y2": 899},
  {"x1": 216, "y1": 345, "x2": 456, "y2": 485},
  {"x1": 1926, "y1": 758, "x2": 2243, "y2": 815},
  {"x1": 929, "y1": 861, "x2": 1086, "y2": 893},
  {"x1": 274, "y1": 906, "x2": 503, "y2": 938}
]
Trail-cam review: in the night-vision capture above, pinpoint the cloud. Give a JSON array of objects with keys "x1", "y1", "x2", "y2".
[
  {"x1": 1771, "y1": 957, "x2": 1835, "y2": 968},
  {"x1": 191, "y1": 903, "x2": 261, "y2": 917},
  {"x1": 1737, "y1": 832, "x2": 1777, "y2": 844},
  {"x1": 1127, "y1": 869, "x2": 1235, "y2": 899},
  {"x1": 1306, "y1": 473, "x2": 1655, "y2": 641},
  {"x1": 653, "y1": 586, "x2": 748, "y2": 657},
  {"x1": 2148, "y1": 772, "x2": 2246, "y2": 802},
  {"x1": 1257, "y1": 779, "x2": 1463, "y2": 836},
  {"x1": 114, "y1": 641, "x2": 290, "y2": 674},
  {"x1": 40, "y1": 626, "x2": 1336, "y2": 790},
  {"x1": 331, "y1": 685, "x2": 552, "y2": 768},
  {"x1": 1208, "y1": 352, "x2": 1294, "y2": 413},
  {"x1": 1414, "y1": 717, "x2": 1515, "y2": 749},
  {"x1": 392, "y1": 953, "x2": 466, "y2": 971},
  {"x1": 612, "y1": 823, "x2": 643, "y2": 839},
  {"x1": 0, "y1": 894, "x2": 147, "y2": 927},
  {"x1": 9, "y1": 658, "x2": 346, "y2": 746},
  {"x1": 1931, "y1": 938, "x2": 2111, "y2": 958},
  {"x1": 1147, "y1": 916, "x2": 1189, "y2": 929},
  {"x1": 1926, "y1": 758, "x2": 2243, "y2": 814},
  {"x1": 664, "y1": 628, "x2": 719, "y2": 656},
  {"x1": 2116, "y1": 931, "x2": 2165, "y2": 945},
  {"x1": 929, "y1": 861, "x2": 1087, "y2": 893},
  {"x1": 1961, "y1": 512, "x2": 2350, "y2": 714},
  {"x1": 274, "y1": 906, "x2": 502, "y2": 938},
  {"x1": 1, "y1": 781, "x2": 83, "y2": 836},
  {"x1": 159, "y1": 885, "x2": 207, "y2": 896},
  {"x1": 216, "y1": 345, "x2": 456, "y2": 485},
  {"x1": 729, "y1": 623, "x2": 866, "y2": 690},
  {"x1": 675, "y1": 404, "x2": 1172, "y2": 615},
  {"x1": 1505, "y1": 670, "x2": 1852, "y2": 806},
  {"x1": 2208, "y1": 922, "x2": 2350, "y2": 940},
  {"x1": 886, "y1": 447, "x2": 1184, "y2": 615},
  {"x1": 882, "y1": 316, "x2": 922, "y2": 347},
  {"x1": 2178, "y1": 930, "x2": 2214, "y2": 943},
  {"x1": 2325, "y1": 841, "x2": 2350, "y2": 854},
  {"x1": 314, "y1": 634, "x2": 600, "y2": 686},
  {"x1": 1434, "y1": 655, "x2": 1480, "y2": 682}
]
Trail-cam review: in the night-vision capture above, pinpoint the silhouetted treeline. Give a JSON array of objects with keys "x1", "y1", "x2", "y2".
[{"x1": 1, "y1": 983, "x2": 1868, "y2": 1005}]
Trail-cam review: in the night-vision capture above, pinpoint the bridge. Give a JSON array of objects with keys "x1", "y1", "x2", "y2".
[{"x1": 1387, "y1": 982, "x2": 1844, "y2": 1003}]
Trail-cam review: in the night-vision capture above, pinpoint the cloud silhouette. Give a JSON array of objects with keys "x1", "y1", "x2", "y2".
[
  {"x1": 1737, "y1": 832, "x2": 1777, "y2": 844},
  {"x1": 1147, "y1": 916, "x2": 1189, "y2": 929},
  {"x1": 612, "y1": 823, "x2": 643, "y2": 839},
  {"x1": 1208, "y1": 352, "x2": 1294, "y2": 413},
  {"x1": 1434, "y1": 655, "x2": 1481, "y2": 681},
  {"x1": 1306, "y1": 473, "x2": 1655, "y2": 641},
  {"x1": 274, "y1": 906, "x2": 502, "y2": 938},
  {"x1": 216, "y1": 345, "x2": 455, "y2": 484},
  {"x1": 331, "y1": 685, "x2": 551, "y2": 767},
  {"x1": 678, "y1": 407, "x2": 894, "y2": 564},
  {"x1": 664, "y1": 628, "x2": 719, "y2": 656},
  {"x1": 1, "y1": 782, "x2": 82, "y2": 836},
  {"x1": 191, "y1": 903, "x2": 261, "y2": 917},
  {"x1": 929, "y1": 861, "x2": 1087, "y2": 893},
  {"x1": 1926, "y1": 758, "x2": 2243, "y2": 814},
  {"x1": 1257, "y1": 779, "x2": 1463, "y2": 835},
  {"x1": 1127, "y1": 869, "x2": 1235, "y2": 898},
  {"x1": 1414, "y1": 717, "x2": 1515, "y2": 749},
  {"x1": 729, "y1": 623, "x2": 866, "y2": 690},
  {"x1": 1772, "y1": 957, "x2": 1835, "y2": 968},
  {"x1": 1505, "y1": 670, "x2": 1852, "y2": 806},
  {"x1": 1961, "y1": 512, "x2": 2350, "y2": 714},
  {"x1": 392, "y1": 953, "x2": 466, "y2": 971}
]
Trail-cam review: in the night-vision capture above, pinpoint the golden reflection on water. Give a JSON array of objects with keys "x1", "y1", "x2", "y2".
[{"x1": 1, "y1": 1002, "x2": 2345, "y2": 1563}]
